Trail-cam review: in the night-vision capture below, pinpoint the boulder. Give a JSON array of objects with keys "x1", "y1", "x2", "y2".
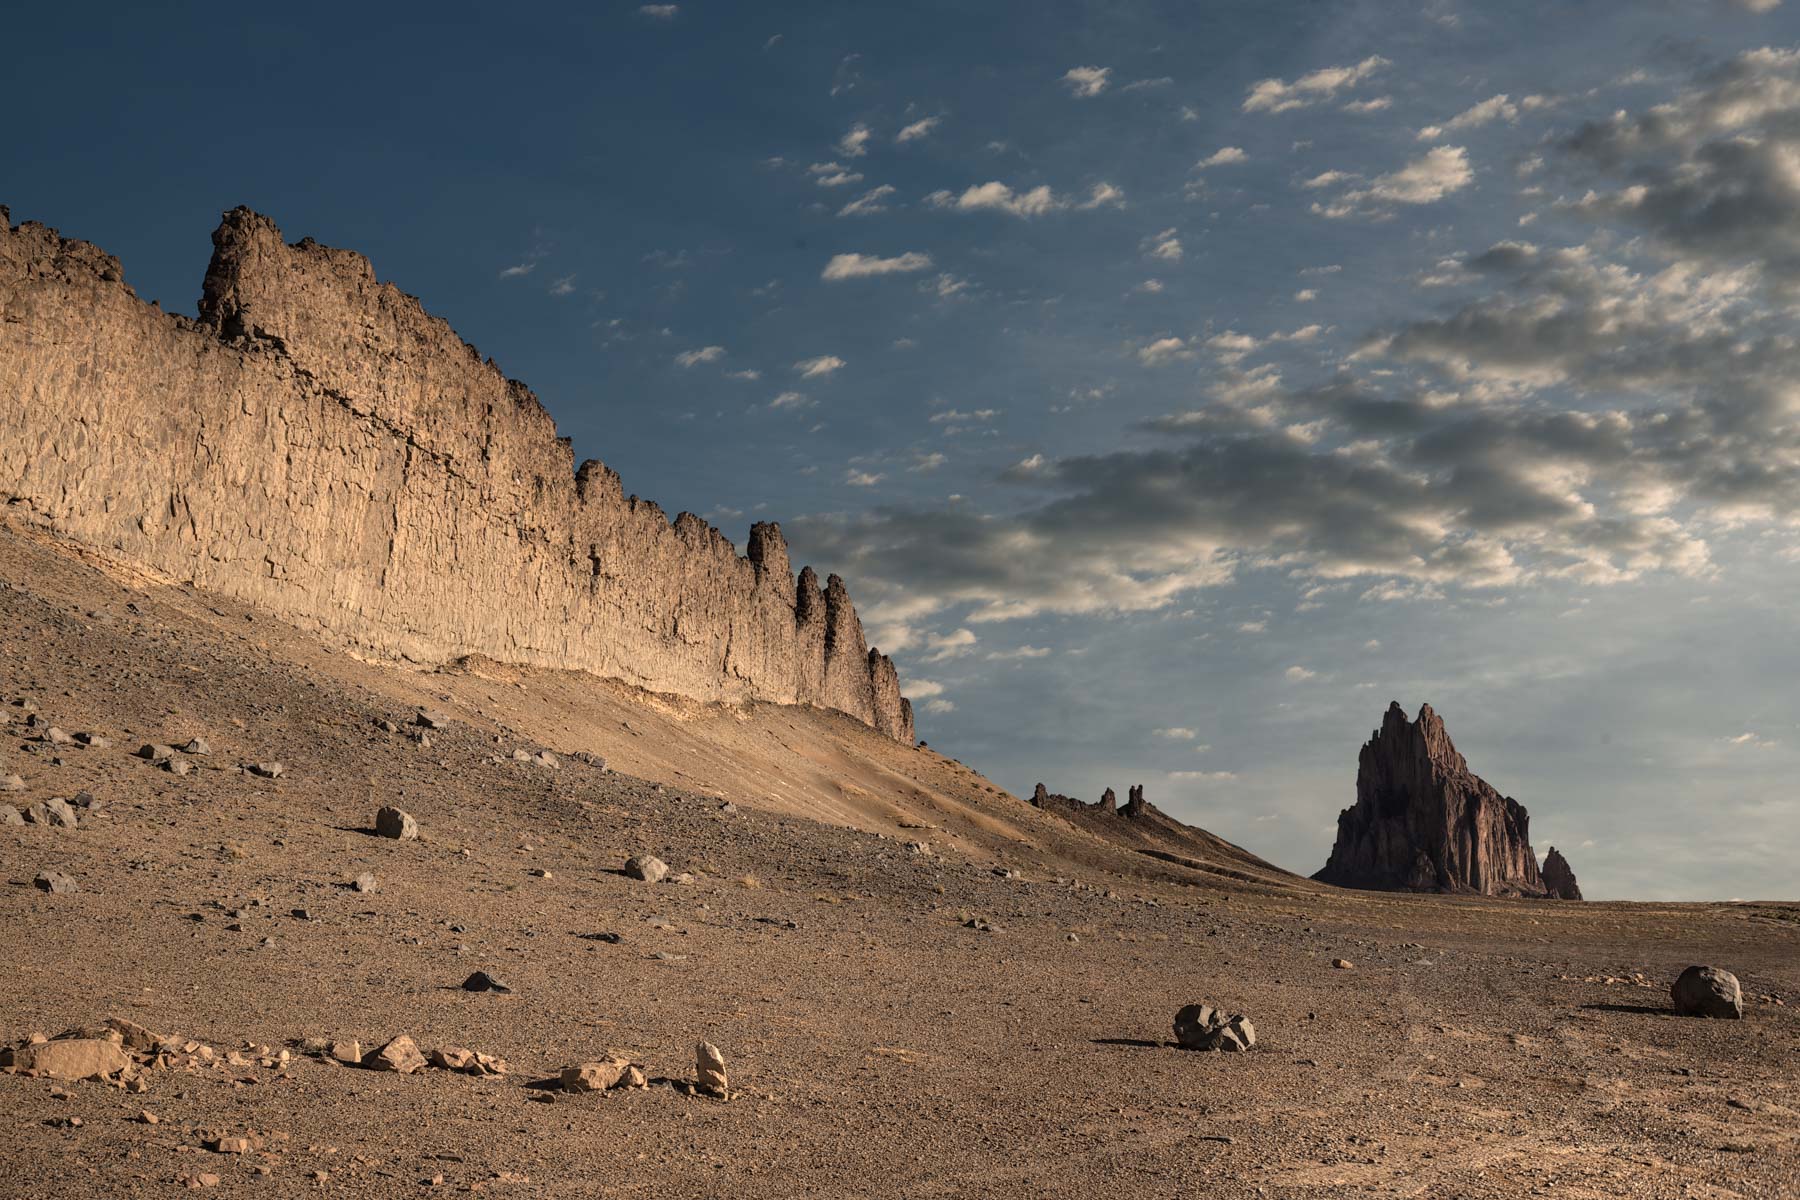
[
  {"x1": 624, "y1": 854, "x2": 668, "y2": 883},
  {"x1": 461, "y1": 970, "x2": 512, "y2": 994},
  {"x1": 1173, "y1": 1004, "x2": 1256, "y2": 1052},
  {"x1": 695, "y1": 1042, "x2": 728, "y2": 1096},
  {"x1": 364, "y1": 1035, "x2": 426, "y2": 1073},
  {"x1": 34, "y1": 871, "x2": 77, "y2": 894},
  {"x1": 25, "y1": 797, "x2": 78, "y2": 828},
  {"x1": 2, "y1": 1037, "x2": 130, "y2": 1080},
  {"x1": 375, "y1": 807, "x2": 418, "y2": 840},
  {"x1": 1672, "y1": 965, "x2": 1743, "y2": 1019},
  {"x1": 561, "y1": 1057, "x2": 631, "y2": 1092}
]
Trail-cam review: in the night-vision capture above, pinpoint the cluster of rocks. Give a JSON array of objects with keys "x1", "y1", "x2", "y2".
[
  {"x1": 1173, "y1": 1005, "x2": 1256, "y2": 1052},
  {"x1": 1028, "y1": 782, "x2": 1158, "y2": 819},
  {"x1": 559, "y1": 1042, "x2": 727, "y2": 1099},
  {"x1": 309, "y1": 1033, "x2": 508, "y2": 1076},
  {"x1": 0, "y1": 1016, "x2": 235, "y2": 1088},
  {"x1": 7, "y1": 791, "x2": 100, "y2": 829}
]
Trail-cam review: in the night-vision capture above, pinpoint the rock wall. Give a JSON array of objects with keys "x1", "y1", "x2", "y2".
[
  {"x1": 0, "y1": 205, "x2": 912, "y2": 743},
  {"x1": 1314, "y1": 702, "x2": 1545, "y2": 896}
]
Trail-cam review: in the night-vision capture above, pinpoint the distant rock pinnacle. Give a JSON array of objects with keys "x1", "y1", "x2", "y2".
[
  {"x1": 1541, "y1": 846, "x2": 1583, "y2": 900},
  {"x1": 1314, "y1": 702, "x2": 1553, "y2": 897}
]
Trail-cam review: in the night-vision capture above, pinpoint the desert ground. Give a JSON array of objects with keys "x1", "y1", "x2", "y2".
[{"x1": 1, "y1": 520, "x2": 1795, "y2": 1199}]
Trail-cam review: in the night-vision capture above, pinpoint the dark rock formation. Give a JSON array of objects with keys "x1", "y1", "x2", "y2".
[
  {"x1": 1541, "y1": 846, "x2": 1583, "y2": 901},
  {"x1": 1025, "y1": 782, "x2": 1291, "y2": 888},
  {"x1": 1314, "y1": 702, "x2": 1547, "y2": 896}
]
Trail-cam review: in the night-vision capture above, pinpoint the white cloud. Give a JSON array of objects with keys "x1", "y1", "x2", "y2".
[
  {"x1": 837, "y1": 123, "x2": 873, "y2": 158},
  {"x1": 926, "y1": 273, "x2": 970, "y2": 299},
  {"x1": 1142, "y1": 227, "x2": 1183, "y2": 261},
  {"x1": 838, "y1": 184, "x2": 897, "y2": 217},
  {"x1": 845, "y1": 469, "x2": 885, "y2": 487},
  {"x1": 1135, "y1": 279, "x2": 1166, "y2": 294},
  {"x1": 1078, "y1": 181, "x2": 1127, "y2": 209},
  {"x1": 548, "y1": 275, "x2": 577, "y2": 296},
  {"x1": 808, "y1": 161, "x2": 865, "y2": 187},
  {"x1": 1285, "y1": 665, "x2": 1317, "y2": 681},
  {"x1": 821, "y1": 252, "x2": 933, "y2": 281},
  {"x1": 1137, "y1": 336, "x2": 1193, "y2": 366},
  {"x1": 795, "y1": 355, "x2": 846, "y2": 378},
  {"x1": 922, "y1": 628, "x2": 977, "y2": 662},
  {"x1": 1196, "y1": 146, "x2": 1248, "y2": 169},
  {"x1": 769, "y1": 391, "x2": 811, "y2": 410},
  {"x1": 1155, "y1": 727, "x2": 1199, "y2": 740},
  {"x1": 1343, "y1": 96, "x2": 1392, "y2": 113},
  {"x1": 1243, "y1": 56, "x2": 1389, "y2": 113},
  {"x1": 1314, "y1": 146, "x2": 1473, "y2": 217},
  {"x1": 923, "y1": 699, "x2": 956, "y2": 714},
  {"x1": 926, "y1": 181, "x2": 1060, "y2": 218},
  {"x1": 910, "y1": 452, "x2": 947, "y2": 472},
  {"x1": 1168, "y1": 770, "x2": 1239, "y2": 782},
  {"x1": 1419, "y1": 94, "x2": 1519, "y2": 140},
  {"x1": 638, "y1": 4, "x2": 678, "y2": 17},
  {"x1": 986, "y1": 645, "x2": 1051, "y2": 660},
  {"x1": 726, "y1": 368, "x2": 761, "y2": 381},
  {"x1": 1238, "y1": 620, "x2": 1268, "y2": 633},
  {"x1": 1062, "y1": 66, "x2": 1111, "y2": 98},
  {"x1": 896, "y1": 117, "x2": 941, "y2": 143},
  {"x1": 928, "y1": 408, "x2": 999, "y2": 424},
  {"x1": 499, "y1": 262, "x2": 536, "y2": 279},
  {"x1": 675, "y1": 345, "x2": 727, "y2": 368},
  {"x1": 1295, "y1": 288, "x2": 1317, "y2": 301},
  {"x1": 905, "y1": 679, "x2": 947, "y2": 699}
]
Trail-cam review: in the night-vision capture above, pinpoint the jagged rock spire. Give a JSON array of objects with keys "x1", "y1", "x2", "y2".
[{"x1": 1314, "y1": 702, "x2": 1548, "y2": 896}]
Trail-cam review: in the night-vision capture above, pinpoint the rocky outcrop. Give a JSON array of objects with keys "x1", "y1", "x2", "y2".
[
  {"x1": 0, "y1": 206, "x2": 912, "y2": 743},
  {"x1": 1314, "y1": 702, "x2": 1545, "y2": 896},
  {"x1": 1026, "y1": 781, "x2": 1291, "y2": 887},
  {"x1": 1541, "y1": 846, "x2": 1583, "y2": 901}
]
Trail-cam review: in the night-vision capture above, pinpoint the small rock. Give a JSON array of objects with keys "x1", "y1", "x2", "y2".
[
  {"x1": 165, "y1": 759, "x2": 192, "y2": 776},
  {"x1": 33, "y1": 871, "x2": 78, "y2": 894},
  {"x1": 1174, "y1": 1004, "x2": 1257, "y2": 1052},
  {"x1": 561, "y1": 1057, "x2": 631, "y2": 1092},
  {"x1": 2, "y1": 807, "x2": 23, "y2": 826},
  {"x1": 718, "y1": 802, "x2": 737, "y2": 814},
  {"x1": 74, "y1": 732, "x2": 110, "y2": 749},
  {"x1": 1, "y1": 775, "x2": 23, "y2": 793},
  {"x1": 364, "y1": 1035, "x2": 426, "y2": 1073},
  {"x1": 530, "y1": 868, "x2": 552, "y2": 879},
  {"x1": 532, "y1": 751, "x2": 559, "y2": 769},
  {"x1": 375, "y1": 807, "x2": 418, "y2": 840},
  {"x1": 415, "y1": 710, "x2": 452, "y2": 730},
  {"x1": 624, "y1": 854, "x2": 668, "y2": 883},
  {"x1": 695, "y1": 1042, "x2": 728, "y2": 1097},
  {"x1": 138, "y1": 1110, "x2": 160, "y2": 1124},
  {"x1": 1333, "y1": 958, "x2": 1355, "y2": 970},
  {"x1": 461, "y1": 971, "x2": 512, "y2": 994},
  {"x1": 351, "y1": 873, "x2": 378, "y2": 893},
  {"x1": 578, "y1": 931, "x2": 622, "y2": 943},
  {"x1": 510, "y1": 748, "x2": 533, "y2": 763},
  {"x1": 1673, "y1": 965, "x2": 1744, "y2": 1019},
  {"x1": 329, "y1": 1040, "x2": 362, "y2": 1065},
  {"x1": 134, "y1": 744, "x2": 176, "y2": 763},
  {"x1": 210, "y1": 1136, "x2": 253, "y2": 1154},
  {"x1": 183, "y1": 1172, "x2": 220, "y2": 1189},
  {"x1": 246, "y1": 762, "x2": 284, "y2": 779},
  {"x1": 181, "y1": 738, "x2": 210, "y2": 756},
  {"x1": 43, "y1": 727, "x2": 73, "y2": 746},
  {"x1": 104, "y1": 1017, "x2": 167, "y2": 1053}
]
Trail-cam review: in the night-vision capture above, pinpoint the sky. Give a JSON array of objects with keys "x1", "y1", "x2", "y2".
[{"x1": 7, "y1": 0, "x2": 1800, "y2": 900}]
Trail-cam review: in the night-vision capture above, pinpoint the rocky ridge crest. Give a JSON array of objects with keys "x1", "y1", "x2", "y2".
[{"x1": 0, "y1": 206, "x2": 911, "y2": 742}]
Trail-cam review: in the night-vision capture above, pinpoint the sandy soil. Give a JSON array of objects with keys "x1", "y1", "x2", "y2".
[{"x1": 1, "y1": 521, "x2": 1795, "y2": 1199}]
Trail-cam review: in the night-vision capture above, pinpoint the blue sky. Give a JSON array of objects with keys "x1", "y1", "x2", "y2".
[{"x1": 8, "y1": 0, "x2": 1800, "y2": 899}]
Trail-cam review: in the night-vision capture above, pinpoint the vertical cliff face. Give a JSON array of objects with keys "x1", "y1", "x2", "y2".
[
  {"x1": 0, "y1": 205, "x2": 913, "y2": 741},
  {"x1": 1541, "y1": 847, "x2": 1583, "y2": 901},
  {"x1": 1314, "y1": 702, "x2": 1546, "y2": 896}
]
